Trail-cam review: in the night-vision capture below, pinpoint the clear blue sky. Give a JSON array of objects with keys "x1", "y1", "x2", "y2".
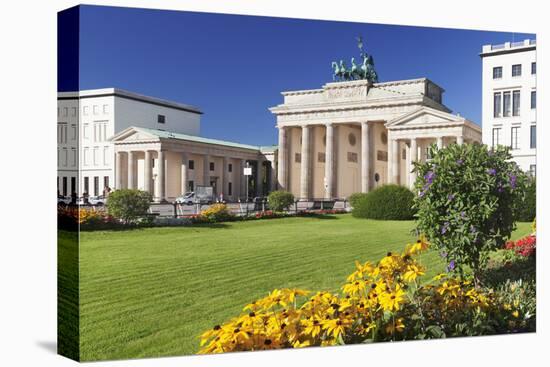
[{"x1": 74, "y1": 5, "x2": 534, "y2": 146}]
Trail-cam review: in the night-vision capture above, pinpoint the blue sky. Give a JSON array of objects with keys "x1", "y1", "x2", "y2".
[{"x1": 73, "y1": 5, "x2": 534, "y2": 146}]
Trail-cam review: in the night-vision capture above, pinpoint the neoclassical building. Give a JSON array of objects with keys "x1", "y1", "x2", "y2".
[
  {"x1": 270, "y1": 78, "x2": 482, "y2": 200},
  {"x1": 110, "y1": 127, "x2": 276, "y2": 202}
]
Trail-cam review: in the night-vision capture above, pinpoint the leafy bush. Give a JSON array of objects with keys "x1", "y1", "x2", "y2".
[
  {"x1": 106, "y1": 189, "x2": 152, "y2": 224},
  {"x1": 517, "y1": 179, "x2": 536, "y2": 222},
  {"x1": 413, "y1": 143, "x2": 527, "y2": 284},
  {"x1": 199, "y1": 238, "x2": 532, "y2": 354},
  {"x1": 267, "y1": 190, "x2": 295, "y2": 212},
  {"x1": 348, "y1": 192, "x2": 368, "y2": 208},
  {"x1": 352, "y1": 184, "x2": 415, "y2": 220},
  {"x1": 200, "y1": 203, "x2": 234, "y2": 223}
]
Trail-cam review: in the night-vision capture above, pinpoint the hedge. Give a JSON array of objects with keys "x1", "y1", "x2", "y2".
[{"x1": 352, "y1": 184, "x2": 415, "y2": 220}]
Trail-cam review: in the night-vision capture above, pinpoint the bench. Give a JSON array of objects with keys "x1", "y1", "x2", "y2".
[{"x1": 310, "y1": 200, "x2": 336, "y2": 211}]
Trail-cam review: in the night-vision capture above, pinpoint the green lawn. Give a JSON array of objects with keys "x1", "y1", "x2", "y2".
[{"x1": 64, "y1": 214, "x2": 532, "y2": 360}]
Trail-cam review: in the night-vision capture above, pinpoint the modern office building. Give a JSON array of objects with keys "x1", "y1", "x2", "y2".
[{"x1": 480, "y1": 39, "x2": 537, "y2": 175}]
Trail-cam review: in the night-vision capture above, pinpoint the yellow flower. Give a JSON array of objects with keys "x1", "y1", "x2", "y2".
[
  {"x1": 323, "y1": 317, "x2": 350, "y2": 339},
  {"x1": 342, "y1": 279, "x2": 367, "y2": 295},
  {"x1": 293, "y1": 340, "x2": 311, "y2": 348},
  {"x1": 385, "y1": 318, "x2": 405, "y2": 334},
  {"x1": 512, "y1": 310, "x2": 519, "y2": 318},
  {"x1": 301, "y1": 316, "x2": 323, "y2": 337},
  {"x1": 403, "y1": 264, "x2": 425, "y2": 282},
  {"x1": 379, "y1": 284, "x2": 406, "y2": 312}
]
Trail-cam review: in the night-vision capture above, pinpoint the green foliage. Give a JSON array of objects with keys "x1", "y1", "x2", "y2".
[
  {"x1": 517, "y1": 179, "x2": 536, "y2": 222},
  {"x1": 348, "y1": 192, "x2": 368, "y2": 208},
  {"x1": 352, "y1": 184, "x2": 415, "y2": 220},
  {"x1": 106, "y1": 189, "x2": 152, "y2": 224},
  {"x1": 267, "y1": 190, "x2": 295, "y2": 212},
  {"x1": 413, "y1": 143, "x2": 528, "y2": 282}
]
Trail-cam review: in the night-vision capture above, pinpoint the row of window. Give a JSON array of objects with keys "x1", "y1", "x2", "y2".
[
  {"x1": 493, "y1": 90, "x2": 536, "y2": 118},
  {"x1": 187, "y1": 160, "x2": 233, "y2": 172},
  {"x1": 58, "y1": 176, "x2": 110, "y2": 196},
  {"x1": 57, "y1": 148, "x2": 77, "y2": 167},
  {"x1": 58, "y1": 122, "x2": 109, "y2": 143},
  {"x1": 492, "y1": 62, "x2": 536, "y2": 79},
  {"x1": 57, "y1": 123, "x2": 77, "y2": 144},
  {"x1": 57, "y1": 104, "x2": 111, "y2": 117},
  {"x1": 492, "y1": 125, "x2": 536, "y2": 150},
  {"x1": 83, "y1": 146, "x2": 110, "y2": 167}
]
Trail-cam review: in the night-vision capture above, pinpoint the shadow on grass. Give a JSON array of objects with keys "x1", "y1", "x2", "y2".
[
  {"x1": 298, "y1": 213, "x2": 341, "y2": 220},
  {"x1": 481, "y1": 255, "x2": 536, "y2": 288}
]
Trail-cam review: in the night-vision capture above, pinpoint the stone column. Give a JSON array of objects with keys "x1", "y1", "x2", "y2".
[
  {"x1": 361, "y1": 121, "x2": 370, "y2": 193},
  {"x1": 324, "y1": 123, "x2": 335, "y2": 199},
  {"x1": 144, "y1": 150, "x2": 152, "y2": 194},
  {"x1": 115, "y1": 151, "x2": 123, "y2": 189},
  {"x1": 409, "y1": 138, "x2": 418, "y2": 189},
  {"x1": 222, "y1": 156, "x2": 228, "y2": 197},
  {"x1": 156, "y1": 150, "x2": 166, "y2": 202},
  {"x1": 436, "y1": 136, "x2": 444, "y2": 149},
  {"x1": 127, "y1": 151, "x2": 136, "y2": 189},
  {"x1": 181, "y1": 152, "x2": 188, "y2": 195},
  {"x1": 256, "y1": 159, "x2": 263, "y2": 197},
  {"x1": 241, "y1": 159, "x2": 247, "y2": 200},
  {"x1": 300, "y1": 126, "x2": 311, "y2": 199},
  {"x1": 389, "y1": 138, "x2": 399, "y2": 184},
  {"x1": 203, "y1": 154, "x2": 210, "y2": 186},
  {"x1": 277, "y1": 127, "x2": 287, "y2": 190},
  {"x1": 456, "y1": 135, "x2": 464, "y2": 145}
]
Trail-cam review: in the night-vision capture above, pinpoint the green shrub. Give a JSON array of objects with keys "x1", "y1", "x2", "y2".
[
  {"x1": 351, "y1": 184, "x2": 415, "y2": 220},
  {"x1": 106, "y1": 189, "x2": 152, "y2": 224},
  {"x1": 413, "y1": 143, "x2": 528, "y2": 284},
  {"x1": 517, "y1": 179, "x2": 536, "y2": 222},
  {"x1": 348, "y1": 192, "x2": 368, "y2": 208},
  {"x1": 267, "y1": 190, "x2": 295, "y2": 212}
]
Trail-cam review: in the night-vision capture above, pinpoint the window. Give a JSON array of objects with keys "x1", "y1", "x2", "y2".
[
  {"x1": 493, "y1": 93, "x2": 502, "y2": 117},
  {"x1": 83, "y1": 148, "x2": 89, "y2": 166},
  {"x1": 71, "y1": 148, "x2": 76, "y2": 166},
  {"x1": 228, "y1": 163, "x2": 233, "y2": 172},
  {"x1": 210, "y1": 162, "x2": 215, "y2": 171},
  {"x1": 104, "y1": 176, "x2": 109, "y2": 189},
  {"x1": 228, "y1": 182, "x2": 233, "y2": 196},
  {"x1": 71, "y1": 177, "x2": 76, "y2": 195},
  {"x1": 295, "y1": 153, "x2": 301, "y2": 163},
  {"x1": 503, "y1": 91, "x2": 511, "y2": 117},
  {"x1": 93, "y1": 176, "x2": 99, "y2": 196},
  {"x1": 347, "y1": 152, "x2": 358, "y2": 163},
  {"x1": 157, "y1": 114, "x2": 166, "y2": 124},
  {"x1": 493, "y1": 66, "x2": 502, "y2": 79},
  {"x1": 512, "y1": 90, "x2": 521, "y2": 116},
  {"x1": 348, "y1": 133, "x2": 357, "y2": 146},
  {"x1": 531, "y1": 62, "x2": 536, "y2": 75},
  {"x1": 425, "y1": 147, "x2": 432, "y2": 160},
  {"x1": 402, "y1": 149, "x2": 406, "y2": 160},
  {"x1": 93, "y1": 105, "x2": 99, "y2": 115},
  {"x1": 512, "y1": 64, "x2": 522, "y2": 77},
  {"x1": 492, "y1": 128, "x2": 502, "y2": 147},
  {"x1": 529, "y1": 164, "x2": 536, "y2": 177},
  {"x1": 530, "y1": 125, "x2": 536, "y2": 149},
  {"x1": 531, "y1": 91, "x2": 536, "y2": 109},
  {"x1": 62, "y1": 177, "x2": 67, "y2": 196},
  {"x1": 103, "y1": 104, "x2": 109, "y2": 114},
  {"x1": 511, "y1": 127, "x2": 520, "y2": 150},
  {"x1": 188, "y1": 180, "x2": 194, "y2": 192},
  {"x1": 84, "y1": 177, "x2": 89, "y2": 194},
  {"x1": 188, "y1": 160, "x2": 194, "y2": 170}
]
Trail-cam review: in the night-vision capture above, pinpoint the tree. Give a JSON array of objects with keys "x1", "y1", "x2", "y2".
[
  {"x1": 413, "y1": 143, "x2": 527, "y2": 285},
  {"x1": 106, "y1": 189, "x2": 152, "y2": 224}
]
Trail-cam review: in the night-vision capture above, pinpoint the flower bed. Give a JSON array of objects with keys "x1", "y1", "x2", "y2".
[
  {"x1": 505, "y1": 235, "x2": 536, "y2": 257},
  {"x1": 199, "y1": 238, "x2": 533, "y2": 353},
  {"x1": 58, "y1": 206, "x2": 119, "y2": 230}
]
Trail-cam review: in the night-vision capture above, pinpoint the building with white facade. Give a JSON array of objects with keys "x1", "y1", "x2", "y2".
[
  {"x1": 57, "y1": 88, "x2": 202, "y2": 197},
  {"x1": 58, "y1": 88, "x2": 276, "y2": 202},
  {"x1": 480, "y1": 39, "x2": 537, "y2": 175}
]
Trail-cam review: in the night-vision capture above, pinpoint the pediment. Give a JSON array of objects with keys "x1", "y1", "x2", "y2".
[
  {"x1": 385, "y1": 107, "x2": 465, "y2": 129},
  {"x1": 110, "y1": 127, "x2": 161, "y2": 142}
]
